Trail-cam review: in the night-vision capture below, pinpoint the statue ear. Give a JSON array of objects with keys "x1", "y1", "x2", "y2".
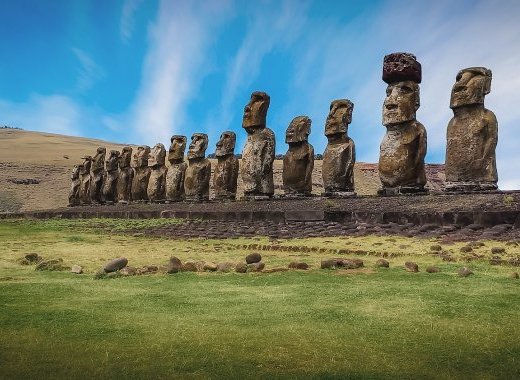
[{"x1": 483, "y1": 76, "x2": 491, "y2": 95}]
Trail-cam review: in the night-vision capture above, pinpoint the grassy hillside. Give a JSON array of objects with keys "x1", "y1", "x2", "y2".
[{"x1": 0, "y1": 129, "x2": 445, "y2": 212}]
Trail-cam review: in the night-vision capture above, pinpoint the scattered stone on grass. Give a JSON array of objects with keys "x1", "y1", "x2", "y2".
[
  {"x1": 288, "y1": 262, "x2": 309, "y2": 270},
  {"x1": 460, "y1": 246, "x2": 473, "y2": 253},
  {"x1": 404, "y1": 261, "x2": 419, "y2": 272},
  {"x1": 203, "y1": 262, "x2": 218, "y2": 271},
  {"x1": 216, "y1": 262, "x2": 234, "y2": 272},
  {"x1": 181, "y1": 262, "x2": 198, "y2": 272},
  {"x1": 321, "y1": 259, "x2": 339, "y2": 269},
  {"x1": 35, "y1": 259, "x2": 66, "y2": 271},
  {"x1": 375, "y1": 259, "x2": 389, "y2": 268},
  {"x1": 458, "y1": 267, "x2": 473, "y2": 277},
  {"x1": 120, "y1": 266, "x2": 137, "y2": 276},
  {"x1": 104, "y1": 257, "x2": 128, "y2": 273},
  {"x1": 426, "y1": 266, "x2": 440, "y2": 273},
  {"x1": 247, "y1": 262, "x2": 265, "y2": 272},
  {"x1": 510, "y1": 272, "x2": 519, "y2": 279},
  {"x1": 491, "y1": 247, "x2": 506, "y2": 255},
  {"x1": 509, "y1": 258, "x2": 520, "y2": 267},
  {"x1": 440, "y1": 254, "x2": 456, "y2": 262},
  {"x1": 340, "y1": 258, "x2": 364, "y2": 269},
  {"x1": 167, "y1": 256, "x2": 182, "y2": 274},
  {"x1": 71, "y1": 265, "x2": 83, "y2": 274},
  {"x1": 235, "y1": 262, "x2": 248, "y2": 273},
  {"x1": 137, "y1": 265, "x2": 159, "y2": 275},
  {"x1": 430, "y1": 245, "x2": 442, "y2": 252},
  {"x1": 245, "y1": 252, "x2": 262, "y2": 264},
  {"x1": 467, "y1": 241, "x2": 485, "y2": 248},
  {"x1": 489, "y1": 257, "x2": 504, "y2": 266}
]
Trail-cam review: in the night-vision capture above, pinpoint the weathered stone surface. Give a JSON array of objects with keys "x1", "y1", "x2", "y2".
[
  {"x1": 104, "y1": 257, "x2": 128, "y2": 273},
  {"x1": 120, "y1": 266, "x2": 137, "y2": 276},
  {"x1": 203, "y1": 262, "x2": 218, "y2": 271},
  {"x1": 166, "y1": 136, "x2": 187, "y2": 202},
  {"x1": 167, "y1": 256, "x2": 182, "y2": 274},
  {"x1": 117, "y1": 147, "x2": 133, "y2": 203},
  {"x1": 147, "y1": 143, "x2": 167, "y2": 202},
  {"x1": 288, "y1": 261, "x2": 309, "y2": 270},
  {"x1": 321, "y1": 259, "x2": 339, "y2": 269},
  {"x1": 131, "y1": 146, "x2": 151, "y2": 201},
  {"x1": 404, "y1": 261, "x2": 419, "y2": 272},
  {"x1": 283, "y1": 116, "x2": 314, "y2": 195},
  {"x1": 247, "y1": 262, "x2": 265, "y2": 272},
  {"x1": 102, "y1": 150, "x2": 120, "y2": 203},
  {"x1": 323, "y1": 100, "x2": 356, "y2": 195},
  {"x1": 379, "y1": 53, "x2": 426, "y2": 194},
  {"x1": 458, "y1": 267, "x2": 473, "y2": 277},
  {"x1": 491, "y1": 247, "x2": 505, "y2": 254},
  {"x1": 245, "y1": 252, "x2": 262, "y2": 264},
  {"x1": 241, "y1": 91, "x2": 275, "y2": 198},
  {"x1": 36, "y1": 259, "x2": 65, "y2": 271},
  {"x1": 182, "y1": 261, "x2": 198, "y2": 272},
  {"x1": 430, "y1": 245, "x2": 442, "y2": 252},
  {"x1": 341, "y1": 258, "x2": 364, "y2": 269},
  {"x1": 68, "y1": 165, "x2": 81, "y2": 206},
  {"x1": 185, "y1": 133, "x2": 211, "y2": 201},
  {"x1": 90, "y1": 147, "x2": 106, "y2": 203},
  {"x1": 217, "y1": 262, "x2": 234, "y2": 272},
  {"x1": 79, "y1": 156, "x2": 92, "y2": 205},
  {"x1": 24, "y1": 253, "x2": 41, "y2": 263},
  {"x1": 137, "y1": 265, "x2": 159, "y2": 275},
  {"x1": 426, "y1": 266, "x2": 440, "y2": 273},
  {"x1": 235, "y1": 262, "x2": 248, "y2": 273},
  {"x1": 71, "y1": 265, "x2": 83, "y2": 274},
  {"x1": 214, "y1": 131, "x2": 239, "y2": 200},
  {"x1": 445, "y1": 67, "x2": 498, "y2": 192},
  {"x1": 375, "y1": 259, "x2": 389, "y2": 268}
]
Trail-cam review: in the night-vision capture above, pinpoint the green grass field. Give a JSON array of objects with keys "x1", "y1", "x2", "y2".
[{"x1": 1, "y1": 219, "x2": 519, "y2": 379}]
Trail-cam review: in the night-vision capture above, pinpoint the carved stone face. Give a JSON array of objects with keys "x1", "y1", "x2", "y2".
[
  {"x1": 71, "y1": 165, "x2": 80, "y2": 180},
  {"x1": 383, "y1": 80, "x2": 419, "y2": 126},
  {"x1": 80, "y1": 156, "x2": 92, "y2": 174},
  {"x1": 119, "y1": 147, "x2": 132, "y2": 169},
  {"x1": 215, "y1": 131, "x2": 236, "y2": 157},
  {"x1": 91, "y1": 147, "x2": 106, "y2": 172},
  {"x1": 242, "y1": 91, "x2": 270, "y2": 130},
  {"x1": 325, "y1": 100, "x2": 353, "y2": 136},
  {"x1": 105, "y1": 150, "x2": 120, "y2": 172},
  {"x1": 133, "y1": 146, "x2": 151, "y2": 168},
  {"x1": 286, "y1": 116, "x2": 311, "y2": 143},
  {"x1": 450, "y1": 67, "x2": 491, "y2": 109},
  {"x1": 188, "y1": 133, "x2": 208, "y2": 160},
  {"x1": 168, "y1": 135, "x2": 187, "y2": 163},
  {"x1": 148, "y1": 143, "x2": 166, "y2": 167}
]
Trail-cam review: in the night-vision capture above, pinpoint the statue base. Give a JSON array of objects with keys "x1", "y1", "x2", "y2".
[
  {"x1": 242, "y1": 195, "x2": 272, "y2": 201},
  {"x1": 378, "y1": 186, "x2": 428, "y2": 196},
  {"x1": 185, "y1": 196, "x2": 210, "y2": 202},
  {"x1": 321, "y1": 191, "x2": 356, "y2": 198},
  {"x1": 213, "y1": 195, "x2": 237, "y2": 202},
  {"x1": 277, "y1": 193, "x2": 313, "y2": 199},
  {"x1": 444, "y1": 182, "x2": 499, "y2": 193}
]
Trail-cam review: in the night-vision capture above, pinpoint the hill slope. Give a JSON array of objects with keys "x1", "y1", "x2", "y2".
[{"x1": 0, "y1": 129, "x2": 445, "y2": 212}]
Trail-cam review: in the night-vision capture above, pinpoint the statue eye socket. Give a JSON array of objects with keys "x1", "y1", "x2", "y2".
[{"x1": 400, "y1": 86, "x2": 413, "y2": 93}]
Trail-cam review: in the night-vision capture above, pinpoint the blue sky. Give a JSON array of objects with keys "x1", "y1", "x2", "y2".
[{"x1": 1, "y1": 0, "x2": 520, "y2": 188}]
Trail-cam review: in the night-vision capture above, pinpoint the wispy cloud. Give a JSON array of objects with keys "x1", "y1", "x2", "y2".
[
  {"x1": 0, "y1": 94, "x2": 81, "y2": 135},
  {"x1": 120, "y1": 0, "x2": 144, "y2": 43},
  {"x1": 129, "y1": 0, "x2": 233, "y2": 145},
  {"x1": 72, "y1": 48, "x2": 105, "y2": 93}
]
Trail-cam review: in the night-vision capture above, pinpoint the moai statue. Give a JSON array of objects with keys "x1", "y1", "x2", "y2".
[
  {"x1": 101, "y1": 150, "x2": 120, "y2": 203},
  {"x1": 283, "y1": 116, "x2": 314, "y2": 196},
  {"x1": 378, "y1": 52, "x2": 427, "y2": 195},
  {"x1": 165, "y1": 135, "x2": 188, "y2": 202},
  {"x1": 117, "y1": 147, "x2": 133, "y2": 203},
  {"x1": 184, "y1": 133, "x2": 211, "y2": 201},
  {"x1": 322, "y1": 100, "x2": 356, "y2": 196},
  {"x1": 241, "y1": 91, "x2": 275, "y2": 199},
  {"x1": 213, "y1": 131, "x2": 239, "y2": 200},
  {"x1": 79, "y1": 156, "x2": 92, "y2": 205},
  {"x1": 445, "y1": 67, "x2": 498, "y2": 192},
  {"x1": 89, "y1": 147, "x2": 106, "y2": 203},
  {"x1": 147, "y1": 143, "x2": 167, "y2": 202},
  {"x1": 131, "y1": 145, "x2": 151, "y2": 201},
  {"x1": 68, "y1": 165, "x2": 81, "y2": 207}
]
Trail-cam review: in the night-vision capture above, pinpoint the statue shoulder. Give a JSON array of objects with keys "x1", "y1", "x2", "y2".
[
  {"x1": 263, "y1": 128, "x2": 275, "y2": 140},
  {"x1": 483, "y1": 108, "x2": 498, "y2": 126}
]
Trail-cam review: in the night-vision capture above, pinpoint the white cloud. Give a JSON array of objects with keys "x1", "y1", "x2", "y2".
[
  {"x1": 72, "y1": 48, "x2": 105, "y2": 93},
  {"x1": 120, "y1": 0, "x2": 144, "y2": 43},
  {"x1": 129, "y1": 0, "x2": 233, "y2": 145}
]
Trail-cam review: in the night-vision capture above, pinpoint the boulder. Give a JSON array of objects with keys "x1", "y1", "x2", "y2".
[
  {"x1": 181, "y1": 261, "x2": 198, "y2": 272},
  {"x1": 120, "y1": 266, "x2": 137, "y2": 276},
  {"x1": 35, "y1": 259, "x2": 65, "y2": 271},
  {"x1": 491, "y1": 247, "x2": 506, "y2": 255},
  {"x1": 167, "y1": 256, "x2": 182, "y2": 274},
  {"x1": 104, "y1": 257, "x2": 128, "y2": 273},
  {"x1": 245, "y1": 253, "x2": 262, "y2": 264},
  {"x1": 25, "y1": 252, "x2": 42, "y2": 263},
  {"x1": 404, "y1": 261, "x2": 419, "y2": 272},
  {"x1": 460, "y1": 246, "x2": 473, "y2": 253},
  {"x1": 71, "y1": 265, "x2": 83, "y2": 274},
  {"x1": 341, "y1": 259, "x2": 364, "y2": 269},
  {"x1": 321, "y1": 259, "x2": 339, "y2": 269},
  {"x1": 426, "y1": 266, "x2": 440, "y2": 273},
  {"x1": 288, "y1": 262, "x2": 309, "y2": 270},
  {"x1": 203, "y1": 262, "x2": 218, "y2": 271},
  {"x1": 235, "y1": 262, "x2": 248, "y2": 273},
  {"x1": 429, "y1": 245, "x2": 442, "y2": 252},
  {"x1": 375, "y1": 259, "x2": 389, "y2": 268},
  {"x1": 458, "y1": 267, "x2": 473, "y2": 277},
  {"x1": 216, "y1": 262, "x2": 234, "y2": 272},
  {"x1": 247, "y1": 262, "x2": 265, "y2": 272}
]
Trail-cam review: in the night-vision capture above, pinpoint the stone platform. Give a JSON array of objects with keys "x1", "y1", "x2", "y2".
[{"x1": 2, "y1": 192, "x2": 520, "y2": 229}]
